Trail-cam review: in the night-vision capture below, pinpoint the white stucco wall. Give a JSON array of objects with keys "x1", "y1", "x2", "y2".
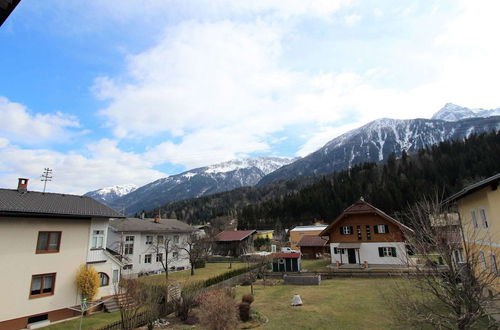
[
  {"x1": 330, "y1": 242, "x2": 409, "y2": 265},
  {"x1": 0, "y1": 217, "x2": 89, "y2": 322}
]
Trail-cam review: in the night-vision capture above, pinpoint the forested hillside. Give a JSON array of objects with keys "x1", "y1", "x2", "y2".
[{"x1": 148, "y1": 132, "x2": 500, "y2": 229}]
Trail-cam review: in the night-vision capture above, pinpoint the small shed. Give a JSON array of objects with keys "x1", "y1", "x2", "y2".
[
  {"x1": 297, "y1": 236, "x2": 329, "y2": 259},
  {"x1": 213, "y1": 230, "x2": 256, "y2": 256},
  {"x1": 272, "y1": 252, "x2": 301, "y2": 272}
]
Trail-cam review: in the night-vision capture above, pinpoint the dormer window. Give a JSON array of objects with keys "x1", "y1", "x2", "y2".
[{"x1": 91, "y1": 230, "x2": 105, "y2": 249}]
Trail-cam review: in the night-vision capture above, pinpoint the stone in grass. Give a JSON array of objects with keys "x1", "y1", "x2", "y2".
[{"x1": 291, "y1": 294, "x2": 303, "y2": 306}]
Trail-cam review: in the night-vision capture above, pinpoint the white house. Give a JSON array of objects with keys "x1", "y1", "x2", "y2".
[
  {"x1": 107, "y1": 216, "x2": 195, "y2": 276},
  {"x1": 0, "y1": 178, "x2": 125, "y2": 330}
]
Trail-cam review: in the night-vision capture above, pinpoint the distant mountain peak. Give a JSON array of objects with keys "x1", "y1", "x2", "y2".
[
  {"x1": 84, "y1": 184, "x2": 138, "y2": 204},
  {"x1": 432, "y1": 103, "x2": 500, "y2": 122}
]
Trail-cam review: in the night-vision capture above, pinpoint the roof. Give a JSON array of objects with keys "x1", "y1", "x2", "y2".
[
  {"x1": 444, "y1": 173, "x2": 500, "y2": 204},
  {"x1": 109, "y1": 218, "x2": 194, "y2": 233},
  {"x1": 297, "y1": 235, "x2": 329, "y2": 247},
  {"x1": 0, "y1": 0, "x2": 21, "y2": 26},
  {"x1": 214, "y1": 230, "x2": 256, "y2": 242},
  {"x1": 290, "y1": 225, "x2": 327, "y2": 232},
  {"x1": 0, "y1": 189, "x2": 124, "y2": 218},
  {"x1": 272, "y1": 252, "x2": 300, "y2": 258},
  {"x1": 320, "y1": 199, "x2": 414, "y2": 236}
]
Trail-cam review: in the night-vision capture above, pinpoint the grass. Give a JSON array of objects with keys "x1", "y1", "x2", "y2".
[
  {"x1": 140, "y1": 262, "x2": 249, "y2": 285},
  {"x1": 235, "y1": 278, "x2": 399, "y2": 330},
  {"x1": 300, "y1": 259, "x2": 331, "y2": 272},
  {"x1": 44, "y1": 311, "x2": 121, "y2": 330}
]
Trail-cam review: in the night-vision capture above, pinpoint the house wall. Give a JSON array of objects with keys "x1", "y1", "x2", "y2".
[
  {"x1": 0, "y1": 217, "x2": 89, "y2": 326},
  {"x1": 107, "y1": 230, "x2": 191, "y2": 276},
  {"x1": 328, "y1": 213, "x2": 405, "y2": 243},
  {"x1": 457, "y1": 185, "x2": 500, "y2": 292},
  {"x1": 254, "y1": 232, "x2": 273, "y2": 240},
  {"x1": 289, "y1": 229, "x2": 325, "y2": 250},
  {"x1": 330, "y1": 242, "x2": 409, "y2": 265}
]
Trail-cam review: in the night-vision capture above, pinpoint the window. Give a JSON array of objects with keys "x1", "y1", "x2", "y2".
[
  {"x1": 156, "y1": 253, "x2": 163, "y2": 263},
  {"x1": 173, "y1": 252, "x2": 179, "y2": 260},
  {"x1": 91, "y1": 230, "x2": 104, "y2": 249},
  {"x1": 146, "y1": 235, "x2": 153, "y2": 245},
  {"x1": 30, "y1": 273, "x2": 56, "y2": 298},
  {"x1": 471, "y1": 210, "x2": 478, "y2": 229},
  {"x1": 490, "y1": 254, "x2": 498, "y2": 276},
  {"x1": 173, "y1": 235, "x2": 179, "y2": 244},
  {"x1": 365, "y1": 225, "x2": 371, "y2": 240},
  {"x1": 124, "y1": 236, "x2": 134, "y2": 255},
  {"x1": 479, "y1": 250, "x2": 487, "y2": 270},
  {"x1": 144, "y1": 254, "x2": 152, "y2": 263},
  {"x1": 453, "y1": 249, "x2": 463, "y2": 263},
  {"x1": 374, "y1": 224, "x2": 389, "y2": 234},
  {"x1": 479, "y1": 209, "x2": 489, "y2": 229},
  {"x1": 36, "y1": 232, "x2": 61, "y2": 253},
  {"x1": 98, "y1": 272, "x2": 109, "y2": 287},
  {"x1": 333, "y1": 248, "x2": 345, "y2": 254},
  {"x1": 112, "y1": 269, "x2": 119, "y2": 284},
  {"x1": 378, "y1": 247, "x2": 397, "y2": 257},
  {"x1": 157, "y1": 235, "x2": 164, "y2": 244},
  {"x1": 357, "y1": 225, "x2": 362, "y2": 240},
  {"x1": 340, "y1": 226, "x2": 353, "y2": 235}
]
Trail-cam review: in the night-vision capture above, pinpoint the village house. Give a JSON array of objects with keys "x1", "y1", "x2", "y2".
[
  {"x1": 289, "y1": 225, "x2": 327, "y2": 250},
  {"x1": 213, "y1": 230, "x2": 256, "y2": 256},
  {"x1": 254, "y1": 230, "x2": 274, "y2": 240},
  {"x1": 297, "y1": 235, "x2": 329, "y2": 259},
  {"x1": 0, "y1": 179, "x2": 125, "y2": 330},
  {"x1": 320, "y1": 198, "x2": 414, "y2": 267},
  {"x1": 107, "y1": 216, "x2": 194, "y2": 276},
  {"x1": 444, "y1": 173, "x2": 499, "y2": 293},
  {"x1": 271, "y1": 252, "x2": 301, "y2": 272}
]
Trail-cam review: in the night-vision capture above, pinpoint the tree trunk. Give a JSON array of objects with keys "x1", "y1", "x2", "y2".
[{"x1": 191, "y1": 262, "x2": 195, "y2": 276}]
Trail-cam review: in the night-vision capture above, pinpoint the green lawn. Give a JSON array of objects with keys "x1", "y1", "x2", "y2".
[
  {"x1": 140, "y1": 262, "x2": 249, "y2": 285},
  {"x1": 236, "y1": 278, "x2": 398, "y2": 330},
  {"x1": 44, "y1": 311, "x2": 121, "y2": 330},
  {"x1": 300, "y1": 258, "x2": 331, "y2": 272}
]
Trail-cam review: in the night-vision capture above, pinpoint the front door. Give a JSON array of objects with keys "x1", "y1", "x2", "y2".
[{"x1": 347, "y1": 248, "x2": 357, "y2": 264}]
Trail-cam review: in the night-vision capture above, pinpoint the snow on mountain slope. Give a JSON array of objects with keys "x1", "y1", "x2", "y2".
[
  {"x1": 84, "y1": 184, "x2": 137, "y2": 204},
  {"x1": 90, "y1": 156, "x2": 292, "y2": 215},
  {"x1": 432, "y1": 103, "x2": 500, "y2": 122}
]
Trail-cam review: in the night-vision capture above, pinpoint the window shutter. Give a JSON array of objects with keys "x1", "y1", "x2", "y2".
[
  {"x1": 339, "y1": 227, "x2": 344, "y2": 235},
  {"x1": 385, "y1": 225, "x2": 389, "y2": 233},
  {"x1": 378, "y1": 247, "x2": 384, "y2": 257},
  {"x1": 374, "y1": 225, "x2": 379, "y2": 234},
  {"x1": 349, "y1": 226, "x2": 353, "y2": 234},
  {"x1": 391, "y1": 247, "x2": 397, "y2": 257}
]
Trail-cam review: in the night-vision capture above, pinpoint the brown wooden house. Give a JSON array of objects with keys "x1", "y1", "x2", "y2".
[
  {"x1": 320, "y1": 198, "x2": 414, "y2": 266},
  {"x1": 213, "y1": 230, "x2": 256, "y2": 256},
  {"x1": 297, "y1": 235, "x2": 329, "y2": 259}
]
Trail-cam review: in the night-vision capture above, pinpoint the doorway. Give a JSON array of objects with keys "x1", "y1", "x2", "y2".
[{"x1": 347, "y1": 249, "x2": 357, "y2": 264}]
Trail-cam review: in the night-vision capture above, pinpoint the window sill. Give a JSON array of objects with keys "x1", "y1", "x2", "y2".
[
  {"x1": 90, "y1": 248, "x2": 104, "y2": 251},
  {"x1": 36, "y1": 250, "x2": 59, "y2": 254},
  {"x1": 29, "y1": 292, "x2": 54, "y2": 299}
]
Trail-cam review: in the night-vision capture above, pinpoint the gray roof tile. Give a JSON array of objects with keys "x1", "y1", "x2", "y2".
[{"x1": 109, "y1": 217, "x2": 194, "y2": 233}]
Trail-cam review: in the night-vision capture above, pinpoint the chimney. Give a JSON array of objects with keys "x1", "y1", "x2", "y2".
[
  {"x1": 154, "y1": 215, "x2": 161, "y2": 223},
  {"x1": 140, "y1": 212, "x2": 145, "y2": 220},
  {"x1": 17, "y1": 178, "x2": 29, "y2": 192}
]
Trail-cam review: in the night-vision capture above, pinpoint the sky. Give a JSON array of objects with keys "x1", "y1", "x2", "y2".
[{"x1": 1, "y1": 0, "x2": 500, "y2": 194}]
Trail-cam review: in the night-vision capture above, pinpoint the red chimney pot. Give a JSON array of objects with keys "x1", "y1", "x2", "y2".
[
  {"x1": 154, "y1": 215, "x2": 161, "y2": 223},
  {"x1": 17, "y1": 178, "x2": 29, "y2": 191}
]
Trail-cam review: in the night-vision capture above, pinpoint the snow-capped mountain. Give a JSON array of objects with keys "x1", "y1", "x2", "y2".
[
  {"x1": 84, "y1": 184, "x2": 137, "y2": 204},
  {"x1": 258, "y1": 108, "x2": 500, "y2": 185},
  {"x1": 432, "y1": 103, "x2": 500, "y2": 122},
  {"x1": 93, "y1": 157, "x2": 292, "y2": 215}
]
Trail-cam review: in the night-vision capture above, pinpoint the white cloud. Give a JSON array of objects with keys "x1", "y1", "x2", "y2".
[
  {"x1": 0, "y1": 97, "x2": 83, "y2": 145},
  {"x1": 0, "y1": 140, "x2": 164, "y2": 194}
]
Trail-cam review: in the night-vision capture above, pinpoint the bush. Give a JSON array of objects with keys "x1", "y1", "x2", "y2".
[
  {"x1": 75, "y1": 265, "x2": 99, "y2": 301},
  {"x1": 242, "y1": 294, "x2": 254, "y2": 304},
  {"x1": 203, "y1": 264, "x2": 259, "y2": 287},
  {"x1": 198, "y1": 290, "x2": 239, "y2": 330},
  {"x1": 175, "y1": 281, "x2": 204, "y2": 321},
  {"x1": 194, "y1": 259, "x2": 206, "y2": 269},
  {"x1": 239, "y1": 302, "x2": 251, "y2": 322}
]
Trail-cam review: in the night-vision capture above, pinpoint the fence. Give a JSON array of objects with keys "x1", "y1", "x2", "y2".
[{"x1": 98, "y1": 312, "x2": 149, "y2": 330}]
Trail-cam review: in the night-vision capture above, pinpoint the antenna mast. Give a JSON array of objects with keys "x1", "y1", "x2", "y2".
[{"x1": 41, "y1": 168, "x2": 53, "y2": 193}]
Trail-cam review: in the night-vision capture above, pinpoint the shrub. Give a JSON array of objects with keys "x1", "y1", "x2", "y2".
[
  {"x1": 242, "y1": 294, "x2": 254, "y2": 304},
  {"x1": 175, "y1": 281, "x2": 204, "y2": 321},
  {"x1": 194, "y1": 259, "x2": 206, "y2": 269},
  {"x1": 75, "y1": 265, "x2": 99, "y2": 301},
  {"x1": 238, "y1": 302, "x2": 251, "y2": 322},
  {"x1": 198, "y1": 290, "x2": 239, "y2": 330}
]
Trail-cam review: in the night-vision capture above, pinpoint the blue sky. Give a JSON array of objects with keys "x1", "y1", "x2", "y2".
[{"x1": 1, "y1": 0, "x2": 499, "y2": 193}]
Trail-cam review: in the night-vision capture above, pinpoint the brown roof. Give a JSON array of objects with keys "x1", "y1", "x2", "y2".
[
  {"x1": 272, "y1": 252, "x2": 300, "y2": 258},
  {"x1": 215, "y1": 230, "x2": 256, "y2": 242},
  {"x1": 0, "y1": 188, "x2": 124, "y2": 219},
  {"x1": 444, "y1": 173, "x2": 500, "y2": 204},
  {"x1": 297, "y1": 235, "x2": 329, "y2": 247},
  {"x1": 320, "y1": 199, "x2": 414, "y2": 236}
]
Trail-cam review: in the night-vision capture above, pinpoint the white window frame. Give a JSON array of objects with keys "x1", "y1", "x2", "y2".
[
  {"x1": 173, "y1": 235, "x2": 179, "y2": 244},
  {"x1": 173, "y1": 251, "x2": 179, "y2": 260},
  {"x1": 479, "y1": 208, "x2": 489, "y2": 229},
  {"x1": 112, "y1": 269, "x2": 119, "y2": 284},
  {"x1": 124, "y1": 235, "x2": 134, "y2": 255},
  {"x1": 377, "y1": 225, "x2": 387, "y2": 234},
  {"x1": 470, "y1": 210, "x2": 478, "y2": 229},
  {"x1": 146, "y1": 235, "x2": 153, "y2": 245},
  {"x1": 156, "y1": 253, "x2": 163, "y2": 263},
  {"x1": 144, "y1": 254, "x2": 152, "y2": 263},
  {"x1": 342, "y1": 226, "x2": 352, "y2": 235},
  {"x1": 479, "y1": 250, "x2": 487, "y2": 271},
  {"x1": 157, "y1": 235, "x2": 164, "y2": 244},
  {"x1": 490, "y1": 253, "x2": 498, "y2": 276},
  {"x1": 91, "y1": 230, "x2": 105, "y2": 249},
  {"x1": 382, "y1": 247, "x2": 394, "y2": 257}
]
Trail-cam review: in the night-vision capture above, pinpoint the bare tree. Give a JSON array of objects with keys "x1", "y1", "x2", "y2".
[
  {"x1": 148, "y1": 235, "x2": 178, "y2": 282},
  {"x1": 388, "y1": 196, "x2": 499, "y2": 329},
  {"x1": 179, "y1": 234, "x2": 210, "y2": 276}
]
